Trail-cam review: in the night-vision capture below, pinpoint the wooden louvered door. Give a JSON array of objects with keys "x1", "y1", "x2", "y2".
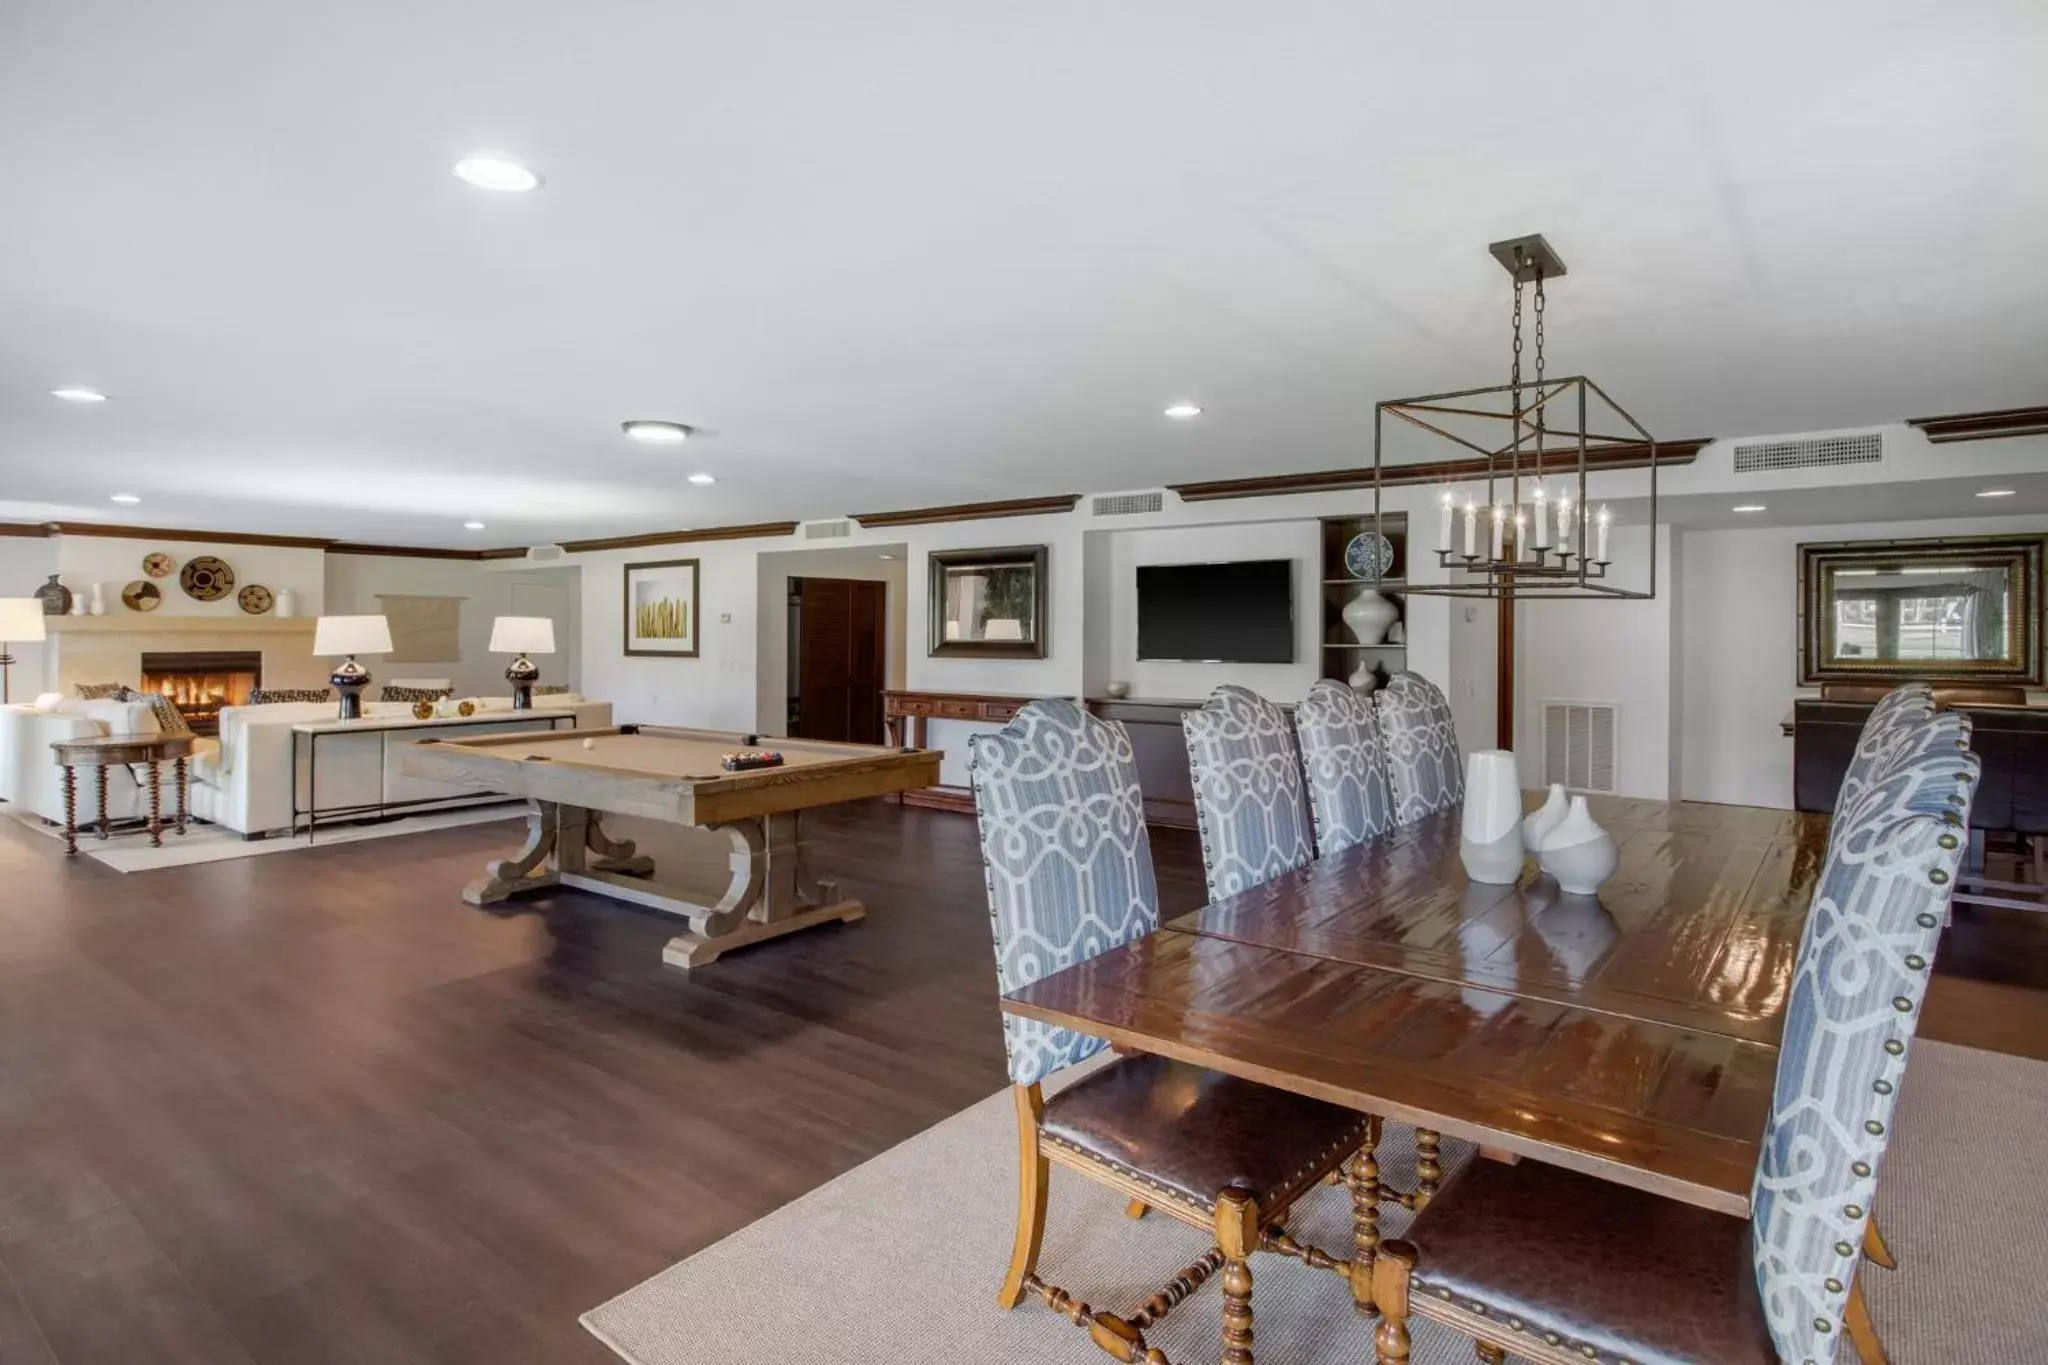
[{"x1": 793, "y1": 578, "x2": 887, "y2": 743}]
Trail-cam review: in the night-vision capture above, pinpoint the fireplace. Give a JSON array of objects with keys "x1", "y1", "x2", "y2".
[{"x1": 139, "y1": 651, "x2": 262, "y2": 736}]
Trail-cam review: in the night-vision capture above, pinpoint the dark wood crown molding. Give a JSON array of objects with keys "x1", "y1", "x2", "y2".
[
  {"x1": 850, "y1": 495, "x2": 1082, "y2": 528},
  {"x1": 33, "y1": 521, "x2": 337, "y2": 549},
  {"x1": 1906, "y1": 406, "x2": 2048, "y2": 444},
  {"x1": 559, "y1": 521, "x2": 801, "y2": 554},
  {"x1": 1167, "y1": 439, "x2": 1709, "y2": 503},
  {"x1": 326, "y1": 542, "x2": 491, "y2": 560}
]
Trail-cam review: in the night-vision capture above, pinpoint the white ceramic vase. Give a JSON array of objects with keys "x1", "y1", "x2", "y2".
[
  {"x1": 1458, "y1": 749, "x2": 1524, "y2": 884},
  {"x1": 1536, "y1": 795, "x2": 1619, "y2": 895},
  {"x1": 1348, "y1": 661, "x2": 1383, "y2": 694},
  {"x1": 1521, "y1": 783, "x2": 1570, "y2": 851},
  {"x1": 1342, "y1": 588, "x2": 1398, "y2": 646},
  {"x1": 276, "y1": 588, "x2": 297, "y2": 619},
  {"x1": 88, "y1": 583, "x2": 107, "y2": 616}
]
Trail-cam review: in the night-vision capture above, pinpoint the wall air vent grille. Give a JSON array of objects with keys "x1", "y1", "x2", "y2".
[
  {"x1": 1091, "y1": 490, "x2": 1166, "y2": 517},
  {"x1": 1732, "y1": 431, "x2": 1883, "y2": 473},
  {"x1": 802, "y1": 519, "x2": 853, "y2": 541},
  {"x1": 1542, "y1": 700, "x2": 1619, "y2": 795},
  {"x1": 524, "y1": 545, "x2": 566, "y2": 562}
]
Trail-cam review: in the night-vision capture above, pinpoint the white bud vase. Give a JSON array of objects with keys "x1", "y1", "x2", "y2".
[
  {"x1": 276, "y1": 588, "x2": 297, "y2": 619},
  {"x1": 1521, "y1": 783, "x2": 1569, "y2": 851},
  {"x1": 1458, "y1": 749, "x2": 1524, "y2": 884},
  {"x1": 1536, "y1": 795, "x2": 1619, "y2": 895},
  {"x1": 89, "y1": 582, "x2": 107, "y2": 616},
  {"x1": 1348, "y1": 660, "x2": 1383, "y2": 694},
  {"x1": 1341, "y1": 587, "x2": 1398, "y2": 646}
]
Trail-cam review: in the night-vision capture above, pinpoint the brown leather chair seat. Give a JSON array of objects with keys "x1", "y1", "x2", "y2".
[
  {"x1": 1040, "y1": 1053, "x2": 1374, "y2": 1213},
  {"x1": 1406, "y1": 1157, "x2": 1775, "y2": 1365}
]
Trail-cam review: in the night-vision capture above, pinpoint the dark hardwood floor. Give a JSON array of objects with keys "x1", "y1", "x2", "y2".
[{"x1": 0, "y1": 798, "x2": 2039, "y2": 1364}]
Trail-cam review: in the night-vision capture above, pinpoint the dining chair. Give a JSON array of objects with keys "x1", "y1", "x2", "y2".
[
  {"x1": 1294, "y1": 680, "x2": 1395, "y2": 858},
  {"x1": 1373, "y1": 671, "x2": 1464, "y2": 826},
  {"x1": 1829, "y1": 682, "x2": 1937, "y2": 847},
  {"x1": 971, "y1": 699, "x2": 1382, "y2": 1362},
  {"x1": 1365, "y1": 730, "x2": 1980, "y2": 1365},
  {"x1": 1183, "y1": 685, "x2": 1317, "y2": 900}
]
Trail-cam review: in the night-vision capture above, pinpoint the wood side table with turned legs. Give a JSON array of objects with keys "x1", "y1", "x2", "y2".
[{"x1": 49, "y1": 732, "x2": 198, "y2": 856}]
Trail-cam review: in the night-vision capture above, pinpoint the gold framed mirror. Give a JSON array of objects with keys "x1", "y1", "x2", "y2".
[
  {"x1": 1798, "y1": 533, "x2": 2044, "y2": 686},
  {"x1": 927, "y1": 544, "x2": 1048, "y2": 659}
]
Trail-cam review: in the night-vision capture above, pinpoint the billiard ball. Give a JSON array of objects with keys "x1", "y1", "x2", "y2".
[{"x1": 582, "y1": 738, "x2": 596, "y2": 750}]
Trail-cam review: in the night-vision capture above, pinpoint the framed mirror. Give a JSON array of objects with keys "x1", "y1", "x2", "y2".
[
  {"x1": 1798, "y1": 533, "x2": 2044, "y2": 686},
  {"x1": 928, "y1": 545, "x2": 1048, "y2": 659}
]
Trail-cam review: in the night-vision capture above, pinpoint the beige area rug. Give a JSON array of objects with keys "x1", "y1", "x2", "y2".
[
  {"x1": 583, "y1": 1040, "x2": 2046, "y2": 1364},
  {"x1": 5, "y1": 804, "x2": 520, "y2": 871}
]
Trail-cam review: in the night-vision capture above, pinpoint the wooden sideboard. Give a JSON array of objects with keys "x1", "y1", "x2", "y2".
[
  {"x1": 1791, "y1": 698, "x2": 2048, "y2": 834},
  {"x1": 881, "y1": 690, "x2": 1045, "y2": 812}
]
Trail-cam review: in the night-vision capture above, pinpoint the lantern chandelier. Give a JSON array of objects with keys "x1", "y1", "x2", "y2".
[{"x1": 1372, "y1": 233, "x2": 1658, "y2": 600}]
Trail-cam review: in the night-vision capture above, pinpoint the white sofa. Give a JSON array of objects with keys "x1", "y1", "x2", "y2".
[
  {"x1": 189, "y1": 695, "x2": 612, "y2": 836},
  {"x1": 1, "y1": 696, "x2": 211, "y2": 828}
]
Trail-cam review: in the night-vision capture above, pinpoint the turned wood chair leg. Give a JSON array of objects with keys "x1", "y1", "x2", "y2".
[
  {"x1": 1216, "y1": 1188, "x2": 1258, "y2": 1365},
  {"x1": 1414, "y1": 1128, "x2": 1442, "y2": 1205},
  {"x1": 998, "y1": 1084, "x2": 1049, "y2": 1310},
  {"x1": 1863, "y1": 1215, "x2": 1897, "y2": 1270},
  {"x1": 1126, "y1": 1198, "x2": 1150, "y2": 1220},
  {"x1": 1348, "y1": 1116, "x2": 1383, "y2": 1317},
  {"x1": 1371, "y1": 1238, "x2": 1418, "y2": 1364},
  {"x1": 1845, "y1": 1276, "x2": 1889, "y2": 1365}
]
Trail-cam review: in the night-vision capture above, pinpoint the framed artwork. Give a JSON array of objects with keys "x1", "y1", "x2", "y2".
[
  {"x1": 928, "y1": 544, "x2": 1048, "y2": 659},
  {"x1": 624, "y1": 558, "x2": 701, "y2": 657}
]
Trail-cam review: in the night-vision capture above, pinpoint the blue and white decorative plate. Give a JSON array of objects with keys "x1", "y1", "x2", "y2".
[{"x1": 1344, "y1": 531, "x2": 1395, "y2": 581}]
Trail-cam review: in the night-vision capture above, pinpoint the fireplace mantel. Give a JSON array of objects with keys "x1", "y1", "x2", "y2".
[{"x1": 45, "y1": 616, "x2": 317, "y2": 636}]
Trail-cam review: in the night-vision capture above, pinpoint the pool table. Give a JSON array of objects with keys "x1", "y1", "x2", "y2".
[{"x1": 402, "y1": 725, "x2": 942, "y2": 967}]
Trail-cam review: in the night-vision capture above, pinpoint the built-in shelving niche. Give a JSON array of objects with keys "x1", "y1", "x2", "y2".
[{"x1": 1318, "y1": 512, "x2": 1407, "y2": 691}]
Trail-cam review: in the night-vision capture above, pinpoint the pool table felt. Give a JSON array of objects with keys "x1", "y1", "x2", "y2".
[{"x1": 443, "y1": 730, "x2": 911, "y2": 782}]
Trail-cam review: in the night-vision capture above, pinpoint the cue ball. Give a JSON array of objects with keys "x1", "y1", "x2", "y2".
[{"x1": 582, "y1": 738, "x2": 596, "y2": 750}]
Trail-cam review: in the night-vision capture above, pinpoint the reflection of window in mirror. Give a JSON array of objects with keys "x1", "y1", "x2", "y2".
[
  {"x1": 942, "y1": 564, "x2": 1036, "y2": 643},
  {"x1": 1828, "y1": 565, "x2": 2011, "y2": 663}
]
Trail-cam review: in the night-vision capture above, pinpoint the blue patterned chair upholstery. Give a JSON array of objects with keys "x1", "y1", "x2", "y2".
[
  {"x1": 974, "y1": 701, "x2": 1385, "y2": 1357},
  {"x1": 1294, "y1": 679, "x2": 1394, "y2": 858},
  {"x1": 1751, "y1": 738, "x2": 1979, "y2": 1362},
  {"x1": 1357, "y1": 727, "x2": 1978, "y2": 1365},
  {"x1": 1183, "y1": 685, "x2": 1317, "y2": 900},
  {"x1": 1829, "y1": 683, "x2": 1936, "y2": 830},
  {"x1": 969, "y1": 699, "x2": 1158, "y2": 1086},
  {"x1": 1373, "y1": 671, "x2": 1464, "y2": 826}
]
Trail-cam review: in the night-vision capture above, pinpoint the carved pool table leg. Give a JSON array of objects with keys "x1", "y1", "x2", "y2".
[
  {"x1": 658, "y1": 811, "x2": 864, "y2": 969},
  {"x1": 583, "y1": 812, "x2": 654, "y2": 877},
  {"x1": 463, "y1": 800, "x2": 563, "y2": 905}
]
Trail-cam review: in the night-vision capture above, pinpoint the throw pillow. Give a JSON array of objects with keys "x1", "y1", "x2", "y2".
[
  {"x1": 381, "y1": 685, "x2": 453, "y2": 703},
  {"x1": 118, "y1": 688, "x2": 193, "y2": 738},
  {"x1": 74, "y1": 681, "x2": 129, "y2": 700},
  {"x1": 246, "y1": 688, "x2": 333, "y2": 705}
]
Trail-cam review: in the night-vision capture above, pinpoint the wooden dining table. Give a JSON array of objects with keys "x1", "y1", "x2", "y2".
[{"x1": 1002, "y1": 796, "x2": 1831, "y2": 1218}]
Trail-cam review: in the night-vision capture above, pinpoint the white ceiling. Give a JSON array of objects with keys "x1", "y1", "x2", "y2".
[{"x1": 3, "y1": 0, "x2": 2045, "y2": 547}]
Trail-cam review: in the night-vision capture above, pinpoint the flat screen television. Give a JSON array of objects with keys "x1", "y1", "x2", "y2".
[{"x1": 1135, "y1": 559, "x2": 1294, "y2": 664}]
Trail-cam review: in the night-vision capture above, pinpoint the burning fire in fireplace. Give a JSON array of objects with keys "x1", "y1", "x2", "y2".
[{"x1": 139, "y1": 651, "x2": 261, "y2": 736}]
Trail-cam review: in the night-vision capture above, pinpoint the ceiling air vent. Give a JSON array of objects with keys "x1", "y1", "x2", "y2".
[
  {"x1": 1543, "y1": 700, "x2": 1619, "y2": 795},
  {"x1": 802, "y1": 518, "x2": 853, "y2": 541},
  {"x1": 1732, "y1": 431, "x2": 1883, "y2": 473},
  {"x1": 1091, "y1": 490, "x2": 1166, "y2": 517}
]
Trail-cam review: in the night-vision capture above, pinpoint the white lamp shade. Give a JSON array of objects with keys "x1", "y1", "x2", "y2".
[
  {"x1": 489, "y1": 616, "x2": 555, "y2": 654},
  {"x1": 0, "y1": 598, "x2": 47, "y2": 643},
  {"x1": 312, "y1": 614, "x2": 394, "y2": 657}
]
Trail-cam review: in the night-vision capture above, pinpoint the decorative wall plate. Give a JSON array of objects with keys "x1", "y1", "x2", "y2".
[
  {"x1": 1344, "y1": 531, "x2": 1396, "y2": 581},
  {"x1": 237, "y1": 584, "x2": 275, "y2": 615},
  {"x1": 180, "y1": 555, "x2": 235, "y2": 600},
  {"x1": 122, "y1": 580, "x2": 163, "y2": 612},
  {"x1": 142, "y1": 552, "x2": 177, "y2": 579}
]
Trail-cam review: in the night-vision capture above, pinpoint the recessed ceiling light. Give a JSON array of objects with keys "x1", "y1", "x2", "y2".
[
  {"x1": 1732, "y1": 504, "x2": 1767, "y2": 513},
  {"x1": 877, "y1": 553, "x2": 900, "y2": 560},
  {"x1": 453, "y1": 155, "x2": 541, "y2": 192},
  {"x1": 686, "y1": 472, "x2": 716, "y2": 485},
  {"x1": 109, "y1": 493, "x2": 141, "y2": 504},
  {"x1": 1163, "y1": 402, "x2": 1203, "y2": 419},
  {"x1": 51, "y1": 387, "x2": 107, "y2": 403},
  {"x1": 463, "y1": 520, "x2": 486, "y2": 530},
  {"x1": 622, "y1": 420, "x2": 693, "y2": 444},
  {"x1": 1976, "y1": 488, "x2": 2017, "y2": 498}
]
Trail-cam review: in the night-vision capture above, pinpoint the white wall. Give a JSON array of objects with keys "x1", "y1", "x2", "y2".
[
  {"x1": 753, "y1": 545, "x2": 909, "y2": 734},
  {"x1": 1446, "y1": 597, "x2": 1497, "y2": 754},
  {"x1": 53, "y1": 534, "x2": 325, "y2": 617},
  {"x1": 1101, "y1": 520, "x2": 1322, "y2": 702},
  {"x1": 1678, "y1": 511, "x2": 2048, "y2": 808},
  {"x1": 1514, "y1": 525, "x2": 1678, "y2": 800},
  {"x1": 322, "y1": 554, "x2": 582, "y2": 698},
  {"x1": 0, "y1": 536, "x2": 59, "y2": 696}
]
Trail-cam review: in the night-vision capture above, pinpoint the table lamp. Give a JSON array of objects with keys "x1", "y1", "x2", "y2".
[
  {"x1": 312, "y1": 614, "x2": 393, "y2": 720},
  {"x1": 0, "y1": 598, "x2": 46, "y2": 706},
  {"x1": 488, "y1": 616, "x2": 555, "y2": 710}
]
